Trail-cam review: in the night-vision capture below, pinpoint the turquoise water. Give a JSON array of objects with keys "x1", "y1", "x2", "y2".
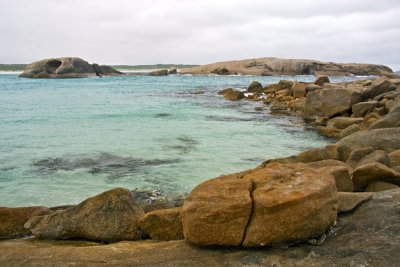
[{"x1": 0, "y1": 74, "x2": 361, "y2": 207}]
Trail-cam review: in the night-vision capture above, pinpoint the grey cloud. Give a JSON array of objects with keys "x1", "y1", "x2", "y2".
[{"x1": 0, "y1": 0, "x2": 399, "y2": 70}]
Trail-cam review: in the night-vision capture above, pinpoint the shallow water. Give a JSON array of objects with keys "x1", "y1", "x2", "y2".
[{"x1": 0, "y1": 74, "x2": 364, "y2": 207}]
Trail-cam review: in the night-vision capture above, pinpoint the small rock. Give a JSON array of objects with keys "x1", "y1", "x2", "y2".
[
  {"x1": 352, "y1": 162, "x2": 400, "y2": 190},
  {"x1": 338, "y1": 192, "x2": 373, "y2": 213},
  {"x1": 149, "y1": 69, "x2": 169, "y2": 76},
  {"x1": 327, "y1": 117, "x2": 364, "y2": 130},
  {"x1": 139, "y1": 207, "x2": 183, "y2": 241},
  {"x1": 224, "y1": 90, "x2": 245, "y2": 101},
  {"x1": 314, "y1": 75, "x2": 330, "y2": 86},
  {"x1": 340, "y1": 124, "x2": 362, "y2": 138},
  {"x1": 389, "y1": 149, "x2": 400, "y2": 167},
  {"x1": 352, "y1": 101, "x2": 380, "y2": 117},
  {"x1": 247, "y1": 81, "x2": 264, "y2": 93},
  {"x1": 365, "y1": 181, "x2": 399, "y2": 192},
  {"x1": 218, "y1": 88, "x2": 234, "y2": 95}
]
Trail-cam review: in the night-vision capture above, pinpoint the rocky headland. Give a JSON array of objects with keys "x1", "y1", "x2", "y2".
[
  {"x1": 19, "y1": 57, "x2": 125, "y2": 78},
  {"x1": 1, "y1": 74, "x2": 400, "y2": 266},
  {"x1": 180, "y1": 57, "x2": 393, "y2": 76}
]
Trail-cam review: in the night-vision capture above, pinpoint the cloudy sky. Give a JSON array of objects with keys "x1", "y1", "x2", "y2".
[{"x1": 0, "y1": 0, "x2": 399, "y2": 70}]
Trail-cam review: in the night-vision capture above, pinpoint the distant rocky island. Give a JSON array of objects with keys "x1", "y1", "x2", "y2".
[
  {"x1": 180, "y1": 57, "x2": 393, "y2": 76},
  {"x1": 19, "y1": 57, "x2": 124, "y2": 78}
]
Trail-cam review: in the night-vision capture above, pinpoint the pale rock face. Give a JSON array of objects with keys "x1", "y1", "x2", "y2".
[{"x1": 180, "y1": 57, "x2": 392, "y2": 76}]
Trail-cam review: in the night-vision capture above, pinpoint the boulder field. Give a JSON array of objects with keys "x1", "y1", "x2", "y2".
[
  {"x1": 19, "y1": 57, "x2": 124, "y2": 78},
  {"x1": 1, "y1": 75, "x2": 400, "y2": 265}
]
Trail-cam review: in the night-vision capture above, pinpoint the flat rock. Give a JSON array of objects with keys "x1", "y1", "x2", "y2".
[
  {"x1": 352, "y1": 162, "x2": 400, "y2": 190},
  {"x1": 338, "y1": 192, "x2": 373, "y2": 213},
  {"x1": 0, "y1": 206, "x2": 51, "y2": 240},
  {"x1": 365, "y1": 181, "x2": 400, "y2": 192},
  {"x1": 25, "y1": 188, "x2": 144, "y2": 242},
  {"x1": 139, "y1": 207, "x2": 183, "y2": 241}
]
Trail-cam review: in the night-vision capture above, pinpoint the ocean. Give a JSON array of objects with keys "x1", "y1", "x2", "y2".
[{"x1": 0, "y1": 73, "x2": 363, "y2": 207}]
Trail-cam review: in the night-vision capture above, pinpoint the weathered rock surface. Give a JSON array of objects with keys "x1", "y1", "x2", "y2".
[
  {"x1": 389, "y1": 149, "x2": 400, "y2": 167},
  {"x1": 139, "y1": 207, "x2": 183, "y2": 241},
  {"x1": 314, "y1": 75, "x2": 330, "y2": 86},
  {"x1": 247, "y1": 81, "x2": 263, "y2": 93},
  {"x1": 356, "y1": 150, "x2": 389, "y2": 167},
  {"x1": 319, "y1": 166, "x2": 354, "y2": 192},
  {"x1": 0, "y1": 207, "x2": 51, "y2": 240},
  {"x1": 336, "y1": 128, "x2": 400, "y2": 161},
  {"x1": 303, "y1": 88, "x2": 362, "y2": 119},
  {"x1": 362, "y1": 77, "x2": 393, "y2": 99},
  {"x1": 365, "y1": 181, "x2": 400, "y2": 192},
  {"x1": 352, "y1": 162, "x2": 400, "y2": 190},
  {"x1": 182, "y1": 163, "x2": 338, "y2": 247},
  {"x1": 223, "y1": 90, "x2": 245, "y2": 101},
  {"x1": 337, "y1": 192, "x2": 373, "y2": 213},
  {"x1": 180, "y1": 57, "x2": 392, "y2": 76},
  {"x1": 25, "y1": 188, "x2": 144, "y2": 242},
  {"x1": 292, "y1": 82, "x2": 307, "y2": 98},
  {"x1": 182, "y1": 177, "x2": 253, "y2": 246},
  {"x1": 352, "y1": 101, "x2": 380, "y2": 117},
  {"x1": 340, "y1": 124, "x2": 361, "y2": 138},
  {"x1": 1, "y1": 189, "x2": 399, "y2": 266},
  {"x1": 326, "y1": 117, "x2": 364, "y2": 129},
  {"x1": 149, "y1": 69, "x2": 169, "y2": 76},
  {"x1": 19, "y1": 57, "x2": 123, "y2": 78},
  {"x1": 217, "y1": 88, "x2": 234, "y2": 95}
]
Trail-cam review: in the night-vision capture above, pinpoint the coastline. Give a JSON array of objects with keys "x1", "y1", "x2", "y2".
[{"x1": 1, "y1": 75, "x2": 400, "y2": 265}]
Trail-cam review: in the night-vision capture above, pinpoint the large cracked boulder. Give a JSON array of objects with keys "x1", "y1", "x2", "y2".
[
  {"x1": 19, "y1": 57, "x2": 123, "y2": 78},
  {"x1": 302, "y1": 88, "x2": 362, "y2": 118},
  {"x1": 0, "y1": 206, "x2": 51, "y2": 240},
  {"x1": 25, "y1": 188, "x2": 144, "y2": 242},
  {"x1": 182, "y1": 163, "x2": 338, "y2": 247}
]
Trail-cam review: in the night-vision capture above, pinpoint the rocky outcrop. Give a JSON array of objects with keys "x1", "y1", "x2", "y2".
[
  {"x1": 19, "y1": 57, "x2": 124, "y2": 78},
  {"x1": 1, "y1": 189, "x2": 399, "y2": 266},
  {"x1": 25, "y1": 188, "x2": 144, "y2": 242},
  {"x1": 0, "y1": 206, "x2": 51, "y2": 240},
  {"x1": 182, "y1": 163, "x2": 338, "y2": 247},
  {"x1": 180, "y1": 57, "x2": 392, "y2": 76}
]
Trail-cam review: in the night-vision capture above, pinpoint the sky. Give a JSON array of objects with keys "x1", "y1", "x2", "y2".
[{"x1": 0, "y1": 0, "x2": 399, "y2": 70}]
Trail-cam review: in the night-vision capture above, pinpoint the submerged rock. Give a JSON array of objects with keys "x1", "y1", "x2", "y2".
[
  {"x1": 25, "y1": 188, "x2": 144, "y2": 242},
  {"x1": 0, "y1": 206, "x2": 51, "y2": 240}
]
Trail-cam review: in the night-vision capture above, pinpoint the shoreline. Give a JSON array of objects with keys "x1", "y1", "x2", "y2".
[{"x1": 1, "y1": 75, "x2": 400, "y2": 265}]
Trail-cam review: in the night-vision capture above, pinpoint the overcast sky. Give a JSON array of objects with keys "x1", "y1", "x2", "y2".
[{"x1": 0, "y1": 0, "x2": 399, "y2": 70}]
